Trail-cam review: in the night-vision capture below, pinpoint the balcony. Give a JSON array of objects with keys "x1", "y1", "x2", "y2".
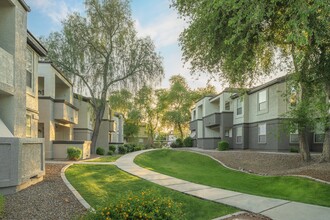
[
  {"x1": 203, "y1": 113, "x2": 221, "y2": 127},
  {"x1": 54, "y1": 100, "x2": 78, "y2": 124},
  {"x1": 0, "y1": 47, "x2": 14, "y2": 95},
  {"x1": 190, "y1": 120, "x2": 198, "y2": 130}
]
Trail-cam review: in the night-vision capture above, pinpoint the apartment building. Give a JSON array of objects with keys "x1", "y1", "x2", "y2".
[
  {"x1": 0, "y1": 0, "x2": 46, "y2": 194},
  {"x1": 73, "y1": 95, "x2": 124, "y2": 154},
  {"x1": 190, "y1": 76, "x2": 324, "y2": 152},
  {"x1": 38, "y1": 62, "x2": 91, "y2": 159},
  {"x1": 190, "y1": 89, "x2": 236, "y2": 149}
]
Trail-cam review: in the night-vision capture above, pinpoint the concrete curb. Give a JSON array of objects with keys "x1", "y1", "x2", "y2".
[
  {"x1": 180, "y1": 149, "x2": 330, "y2": 185},
  {"x1": 60, "y1": 164, "x2": 94, "y2": 211},
  {"x1": 212, "y1": 211, "x2": 247, "y2": 220}
]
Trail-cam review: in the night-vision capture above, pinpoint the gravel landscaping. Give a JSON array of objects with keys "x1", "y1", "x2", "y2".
[
  {"x1": 185, "y1": 149, "x2": 330, "y2": 182},
  {"x1": 1, "y1": 164, "x2": 86, "y2": 220}
]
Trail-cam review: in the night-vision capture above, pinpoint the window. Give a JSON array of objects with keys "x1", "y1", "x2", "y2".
[
  {"x1": 225, "y1": 101, "x2": 230, "y2": 111},
  {"x1": 289, "y1": 87, "x2": 297, "y2": 107},
  {"x1": 26, "y1": 115, "x2": 32, "y2": 138},
  {"x1": 26, "y1": 48, "x2": 33, "y2": 88},
  {"x1": 236, "y1": 98, "x2": 242, "y2": 115},
  {"x1": 258, "y1": 123, "x2": 266, "y2": 143},
  {"x1": 290, "y1": 129, "x2": 299, "y2": 143},
  {"x1": 314, "y1": 123, "x2": 325, "y2": 143},
  {"x1": 225, "y1": 129, "x2": 233, "y2": 137},
  {"x1": 236, "y1": 126, "x2": 242, "y2": 143},
  {"x1": 258, "y1": 90, "x2": 267, "y2": 111}
]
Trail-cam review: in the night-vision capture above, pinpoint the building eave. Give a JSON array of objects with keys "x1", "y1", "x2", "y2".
[
  {"x1": 27, "y1": 30, "x2": 47, "y2": 57},
  {"x1": 18, "y1": 0, "x2": 30, "y2": 12}
]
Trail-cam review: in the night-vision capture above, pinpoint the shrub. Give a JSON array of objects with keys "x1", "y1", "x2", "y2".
[
  {"x1": 118, "y1": 145, "x2": 127, "y2": 154},
  {"x1": 109, "y1": 145, "x2": 116, "y2": 153},
  {"x1": 133, "y1": 145, "x2": 142, "y2": 151},
  {"x1": 124, "y1": 143, "x2": 135, "y2": 153},
  {"x1": 175, "y1": 138, "x2": 184, "y2": 148},
  {"x1": 67, "y1": 147, "x2": 82, "y2": 160},
  {"x1": 0, "y1": 194, "x2": 4, "y2": 217},
  {"x1": 107, "y1": 151, "x2": 113, "y2": 155},
  {"x1": 96, "y1": 147, "x2": 105, "y2": 155},
  {"x1": 290, "y1": 146, "x2": 299, "y2": 153},
  {"x1": 170, "y1": 142, "x2": 178, "y2": 148},
  {"x1": 183, "y1": 137, "x2": 193, "y2": 147},
  {"x1": 82, "y1": 190, "x2": 184, "y2": 220},
  {"x1": 218, "y1": 141, "x2": 229, "y2": 151}
]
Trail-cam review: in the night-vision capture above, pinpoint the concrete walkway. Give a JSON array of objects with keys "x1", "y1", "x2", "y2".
[{"x1": 116, "y1": 150, "x2": 330, "y2": 220}]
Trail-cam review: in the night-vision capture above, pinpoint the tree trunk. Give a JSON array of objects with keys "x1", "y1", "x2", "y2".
[
  {"x1": 298, "y1": 82, "x2": 311, "y2": 162},
  {"x1": 91, "y1": 104, "x2": 106, "y2": 154},
  {"x1": 321, "y1": 84, "x2": 330, "y2": 162},
  {"x1": 178, "y1": 123, "x2": 183, "y2": 139},
  {"x1": 299, "y1": 128, "x2": 311, "y2": 162}
]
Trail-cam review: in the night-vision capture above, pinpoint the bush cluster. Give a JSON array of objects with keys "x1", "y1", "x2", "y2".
[
  {"x1": 170, "y1": 138, "x2": 184, "y2": 148},
  {"x1": 67, "y1": 147, "x2": 82, "y2": 160},
  {"x1": 0, "y1": 194, "x2": 4, "y2": 218},
  {"x1": 218, "y1": 141, "x2": 229, "y2": 151},
  {"x1": 96, "y1": 147, "x2": 105, "y2": 155},
  {"x1": 118, "y1": 144, "x2": 144, "y2": 155},
  {"x1": 290, "y1": 146, "x2": 299, "y2": 153},
  {"x1": 107, "y1": 145, "x2": 117, "y2": 155},
  {"x1": 183, "y1": 137, "x2": 193, "y2": 147},
  {"x1": 83, "y1": 190, "x2": 184, "y2": 220}
]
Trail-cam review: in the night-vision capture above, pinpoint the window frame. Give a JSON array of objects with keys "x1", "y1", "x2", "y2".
[
  {"x1": 26, "y1": 48, "x2": 34, "y2": 89},
  {"x1": 236, "y1": 98, "x2": 243, "y2": 116},
  {"x1": 225, "y1": 101, "x2": 230, "y2": 111},
  {"x1": 236, "y1": 126, "x2": 243, "y2": 143},
  {"x1": 257, "y1": 89, "x2": 267, "y2": 112},
  {"x1": 289, "y1": 129, "x2": 299, "y2": 143},
  {"x1": 258, "y1": 123, "x2": 267, "y2": 143},
  {"x1": 314, "y1": 123, "x2": 325, "y2": 143}
]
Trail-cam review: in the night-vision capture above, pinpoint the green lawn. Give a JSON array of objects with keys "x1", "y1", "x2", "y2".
[
  {"x1": 85, "y1": 155, "x2": 121, "y2": 162},
  {"x1": 65, "y1": 164, "x2": 238, "y2": 220},
  {"x1": 134, "y1": 150, "x2": 330, "y2": 207}
]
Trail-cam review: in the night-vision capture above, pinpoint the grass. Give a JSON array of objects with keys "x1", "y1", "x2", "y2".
[
  {"x1": 134, "y1": 149, "x2": 330, "y2": 207},
  {"x1": 0, "y1": 194, "x2": 4, "y2": 217},
  {"x1": 85, "y1": 155, "x2": 121, "y2": 162},
  {"x1": 65, "y1": 164, "x2": 238, "y2": 220}
]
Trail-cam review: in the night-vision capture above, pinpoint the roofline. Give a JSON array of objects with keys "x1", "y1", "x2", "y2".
[
  {"x1": 209, "y1": 87, "x2": 242, "y2": 102},
  {"x1": 39, "y1": 61, "x2": 73, "y2": 86},
  {"x1": 194, "y1": 95, "x2": 215, "y2": 104},
  {"x1": 74, "y1": 93, "x2": 92, "y2": 103},
  {"x1": 247, "y1": 75, "x2": 287, "y2": 95},
  {"x1": 18, "y1": 0, "x2": 30, "y2": 12},
  {"x1": 27, "y1": 30, "x2": 47, "y2": 56}
]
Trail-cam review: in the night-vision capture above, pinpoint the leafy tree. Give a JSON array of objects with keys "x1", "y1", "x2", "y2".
[
  {"x1": 172, "y1": 0, "x2": 329, "y2": 161},
  {"x1": 160, "y1": 75, "x2": 216, "y2": 138},
  {"x1": 135, "y1": 86, "x2": 162, "y2": 145},
  {"x1": 44, "y1": 0, "x2": 163, "y2": 152},
  {"x1": 124, "y1": 109, "x2": 141, "y2": 141},
  {"x1": 108, "y1": 89, "x2": 134, "y2": 118}
]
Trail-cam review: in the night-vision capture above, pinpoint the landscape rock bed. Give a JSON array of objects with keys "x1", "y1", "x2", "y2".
[
  {"x1": 189, "y1": 149, "x2": 330, "y2": 182},
  {"x1": 2, "y1": 164, "x2": 86, "y2": 220}
]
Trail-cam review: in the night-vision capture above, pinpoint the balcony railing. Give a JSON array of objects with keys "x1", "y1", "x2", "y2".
[
  {"x1": 0, "y1": 47, "x2": 14, "y2": 93},
  {"x1": 54, "y1": 100, "x2": 78, "y2": 124},
  {"x1": 203, "y1": 113, "x2": 221, "y2": 127}
]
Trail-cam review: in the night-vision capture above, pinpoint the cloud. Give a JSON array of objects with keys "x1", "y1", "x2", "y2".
[
  {"x1": 26, "y1": 0, "x2": 84, "y2": 24},
  {"x1": 134, "y1": 9, "x2": 187, "y2": 49}
]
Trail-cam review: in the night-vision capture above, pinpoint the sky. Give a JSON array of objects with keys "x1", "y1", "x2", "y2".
[{"x1": 25, "y1": 0, "x2": 224, "y2": 92}]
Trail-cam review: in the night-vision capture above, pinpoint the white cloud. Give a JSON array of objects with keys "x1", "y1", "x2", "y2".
[
  {"x1": 134, "y1": 10, "x2": 187, "y2": 49},
  {"x1": 26, "y1": 0, "x2": 84, "y2": 24}
]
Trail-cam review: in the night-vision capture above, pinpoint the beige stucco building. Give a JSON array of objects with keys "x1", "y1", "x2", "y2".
[
  {"x1": 74, "y1": 95, "x2": 124, "y2": 154},
  {"x1": 0, "y1": 0, "x2": 46, "y2": 194},
  {"x1": 38, "y1": 62, "x2": 91, "y2": 159}
]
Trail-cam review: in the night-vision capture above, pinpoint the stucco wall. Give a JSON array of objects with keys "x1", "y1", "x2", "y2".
[{"x1": 52, "y1": 141, "x2": 91, "y2": 159}]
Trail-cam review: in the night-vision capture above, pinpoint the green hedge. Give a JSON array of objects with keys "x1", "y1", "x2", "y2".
[
  {"x1": 67, "y1": 147, "x2": 82, "y2": 160},
  {"x1": 218, "y1": 141, "x2": 229, "y2": 151},
  {"x1": 96, "y1": 147, "x2": 105, "y2": 155},
  {"x1": 0, "y1": 194, "x2": 4, "y2": 217}
]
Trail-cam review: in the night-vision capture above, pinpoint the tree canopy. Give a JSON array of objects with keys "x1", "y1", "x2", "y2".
[
  {"x1": 44, "y1": 0, "x2": 164, "y2": 151},
  {"x1": 172, "y1": 0, "x2": 330, "y2": 161}
]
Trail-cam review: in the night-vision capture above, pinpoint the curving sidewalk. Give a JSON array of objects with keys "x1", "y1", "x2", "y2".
[{"x1": 116, "y1": 150, "x2": 330, "y2": 220}]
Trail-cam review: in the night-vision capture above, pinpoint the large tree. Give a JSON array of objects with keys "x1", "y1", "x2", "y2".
[
  {"x1": 172, "y1": 0, "x2": 329, "y2": 161},
  {"x1": 44, "y1": 0, "x2": 163, "y2": 152}
]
